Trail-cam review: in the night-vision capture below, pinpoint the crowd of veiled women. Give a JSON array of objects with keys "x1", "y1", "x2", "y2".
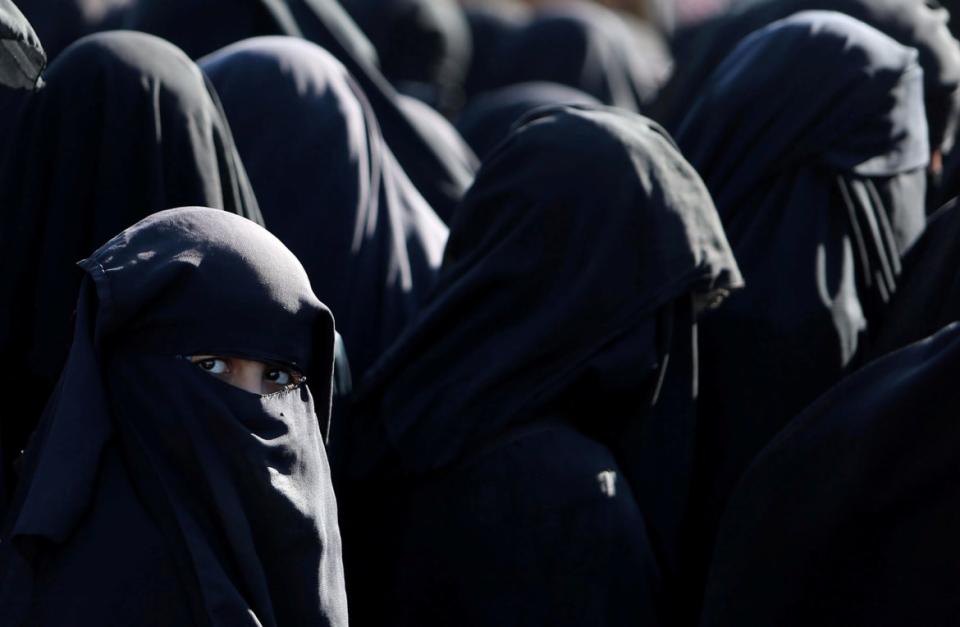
[{"x1": 1, "y1": 0, "x2": 960, "y2": 625}]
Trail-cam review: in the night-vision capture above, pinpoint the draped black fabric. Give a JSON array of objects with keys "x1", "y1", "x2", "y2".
[
  {"x1": 462, "y1": 2, "x2": 529, "y2": 102},
  {"x1": 343, "y1": 0, "x2": 471, "y2": 115},
  {"x1": 675, "y1": 12, "x2": 930, "y2": 610},
  {"x1": 654, "y1": 0, "x2": 960, "y2": 156},
  {"x1": 474, "y1": 1, "x2": 671, "y2": 112},
  {"x1": 0, "y1": 31, "x2": 262, "y2": 510},
  {"x1": 456, "y1": 81, "x2": 601, "y2": 160},
  {"x1": 701, "y1": 321, "x2": 960, "y2": 627},
  {"x1": 338, "y1": 105, "x2": 742, "y2": 626},
  {"x1": 14, "y1": 0, "x2": 132, "y2": 60},
  {"x1": 866, "y1": 199, "x2": 960, "y2": 360},
  {"x1": 0, "y1": 208, "x2": 347, "y2": 627},
  {"x1": 202, "y1": 36, "x2": 448, "y2": 381},
  {"x1": 0, "y1": 0, "x2": 44, "y2": 88},
  {"x1": 124, "y1": 0, "x2": 476, "y2": 222}
]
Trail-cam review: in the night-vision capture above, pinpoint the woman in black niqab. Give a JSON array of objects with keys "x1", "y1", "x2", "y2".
[
  {"x1": 0, "y1": 207, "x2": 347, "y2": 627},
  {"x1": 201, "y1": 36, "x2": 448, "y2": 381},
  {"x1": 474, "y1": 1, "x2": 671, "y2": 112},
  {"x1": 675, "y1": 11, "x2": 930, "y2": 607},
  {"x1": 700, "y1": 321, "x2": 960, "y2": 627},
  {"x1": 124, "y1": 0, "x2": 477, "y2": 221},
  {"x1": 338, "y1": 105, "x2": 742, "y2": 626},
  {"x1": 0, "y1": 30, "x2": 261, "y2": 511}
]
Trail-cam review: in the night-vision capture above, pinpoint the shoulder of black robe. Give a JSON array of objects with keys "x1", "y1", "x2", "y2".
[
  {"x1": 124, "y1": 0, "x2": 476, "y2": 221},
  {"x1": 343, "y1": 0, "x2": 471, "y2": 115},
  {"x1": 1, "y1": 207, "x2": 347, "y2": 627},
  {"x1": 480, "y1": 1, "x2": 671, "y2": 112},
  {"x1": 0, "y1": 0, "x2": 45, "y2": 89},
  {"x1": 351, "y1": 104, "x2": 742, "y2": 478},
  {"x1": 701, "y1": 321, "x2": 960, "y2": 627},
  {"x1": 0, "y1": 30, "x2": 261, "y2": 511},
  {"x1": 865, "y1": 199, "x2": 960, "y2": 360},
  {"x1": 674, "y1": 12, "x2": 930, "y2": 609},
  {"x1": 201, "y1": 35, "x2": 448, "y2": 380},
  {"x1": 14, "y1": 0, "x2": 133, "y2": 60},
  {"x1": 654, "y1": 0, "x2": 960, "y2": 155},
  {"x1": 455, "y1": 80, "x2": 601, "y2": 160}
]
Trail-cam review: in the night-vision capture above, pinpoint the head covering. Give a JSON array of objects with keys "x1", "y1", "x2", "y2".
[
  {"x1": 0, "y1": 31, "x2": 262, "y2": 505},
  {"x1": 1, "y1": 208, "x2": 347, "y2": 626},
  {"x1": 461, "y1": 1, "x2": 529, "y2": 102},
  {"x1": 201, "y1": 36, "x2": 448, "y2": 380},
  {"x1": 655, "y1": 0, "x2": 960, "y2": 155},
  {"x1": 340, "y1": 104, "x2": 739, "y2": 627},
  {"x1": 456, "y1": 81, "x2": 601, "y2": 160},
  {"x1": 14, "y1": 0, "x2": 133, "y2": 60},
  {"x1": 344, "y1": 0, "x2": 471, "y2": 114},
  {"x1": 0, "y1": 0, "x2": 45, "y2": 88},
  {"x1": 352, "y1": 103, "x2": 741, "y2": 476},
  {"x1": 674, "y1": 11, "x2": 930, "y2": 600},
  {"x1": 701, "y1": 321, "x2": 960, "y2": 627},
  {"x1": 865, "y1": 198, "x2": 960, "y2": 360},
  {"x1": 477, "y1": 1, "x2": 671, "y2": 112},
  {"x1": 124, "y1": 0, "x2": 477, "y2": 221}
]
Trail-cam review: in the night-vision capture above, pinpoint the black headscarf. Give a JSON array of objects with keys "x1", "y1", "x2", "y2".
[
  {"x1": 461, "y1": 1, "x2": 529, "y2": 102},
  {"x1": 475, "y1": 1, "x2": 671, "y2": 112},
  {"x1": 14, "y1": 0, "x2": 133, "y2": 60},
  {"x1": 865, "y1": 198, "x2": 960, "y2": 361},
  {"x1": 354, "y1": 104, "x2": 741, "y2": 476},
  {"x1": 124, "y1": 0, "x2": 476, "y2": 221},
  {"x1": 675, "y1": 11, "x2": 930, "y2": 601},
  {"x1": 1, "y1": 207, "x2": 347, "y2": 626},
  {"x1": 337, "y1": 106, "x2": 740, "y2": 625},
  {"x1": 343, "y1": 0, "x2": 471, "y2": 115},
  {"x1": 0, "y1": 31, "x2": 261, "y2": 506},
  {"x1": 455, "y1": 81, "x2": 601, "y2": 160},
  {"x1": 0, "y1": 0, "x2": 44, "y2": 88},
  {"x1": 201, "y1": 36, "x2": 448, "y2": 381},
  {"x1": 701, "y1": 321, "x2": 960, "y2": 627},
  {"x1": 655, "y1": 0, "x2": 960, "y2": 157}
]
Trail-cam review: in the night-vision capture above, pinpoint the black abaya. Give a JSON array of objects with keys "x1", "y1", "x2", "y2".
[{"x1": 1, "y1": 208, "x2": 347, "y2": 626}]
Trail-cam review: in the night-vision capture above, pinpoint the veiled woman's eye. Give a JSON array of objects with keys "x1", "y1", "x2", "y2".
[
  {"x1": 265, "y1": 367, "x2": 304, "y2": 389},
  {"x1": 192, "y1": 356, "x2": 229, "y2": 375}
]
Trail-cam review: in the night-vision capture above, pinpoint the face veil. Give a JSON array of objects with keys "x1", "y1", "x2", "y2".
[{"x1": 2, "y1": 208, "x2": 347, "y2": 627}]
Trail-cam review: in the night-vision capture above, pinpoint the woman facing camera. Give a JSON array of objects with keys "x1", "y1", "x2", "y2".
[{"x1": 0, "y1": 208, "x2": 347, "y2": 627}]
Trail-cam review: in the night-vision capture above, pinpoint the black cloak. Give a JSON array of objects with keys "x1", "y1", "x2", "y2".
[
  {"x1": 0, "y1": 207, "x2": 347, "y2": 626},
  {"x1": 455, "y1": 81, "x2": 601, "y2": 160},
  {"x1": 674, "y1": 11, "x2": 930, "y2": 608},
  {"x1": 473, "y1": 1, "x2": 671, "y2": 112},
  {"x1": 0, "y1": 31, "x2": 261, "y2": 509},
  {"x1": 124, "y1": 0, "x2": 476, "y2": 221},
  {"x1": 0, "y1": 0, "x2": 44, "y2": 89},
  {"x1": 338, "y1": 105, "x2": 742, "y2": 626},
  {"x1": 343, "y1": 0, "x2": 471, "y2": 115},
  {"x1": 654, "y1": 0, "x2": 960, "y2": 158},
  {"x1": 865, "y1": 198, "x2": 960, "y2": 360},
  {"x1": 701, "y1": 321, "x2": 960, "y2": 627},
  {"x1": 201, "y1": 36, "x2": 448, "y2": 381}
]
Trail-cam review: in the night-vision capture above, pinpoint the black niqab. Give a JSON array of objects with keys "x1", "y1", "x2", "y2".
[
  {"x1": 701, "y1": 322, "x2": 960, "y2": 627},
  {"x1": 675, "y1": 11, "x2": 930, "y2": 609},
  {"x1": 455, "y1": 81, "x2": 601, "y2": 160},
  {"x1": 0, "y1": 0, "x2": 44, "y2": 89},
  {"x1": 0, "y1": 31, "x2": 261, "y2": 508},
  {"x1": 339, "y1": 104, "x2": 741, "y2": 626},
  {"x1": 476, "y1": 2, "x2": 671, "y2": 112},
  {"x1": 655, "y1": 0, "x2": 960, "y2": 156},
  {"x1": 343, "y1": 0, "x2": 471, "y2": 114},
  {"x1": 1, "y1": 207, "x2": 347, "y2": 626},
  {"x1": 14, "y1": 0, "x2": 132, "y2": 60},
  {"x1": 201, "y1": 36, "x2": 448, "y2": 380},
  {"x1": 124, "y1": 0, "x2": 476, "y2": 221}
]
